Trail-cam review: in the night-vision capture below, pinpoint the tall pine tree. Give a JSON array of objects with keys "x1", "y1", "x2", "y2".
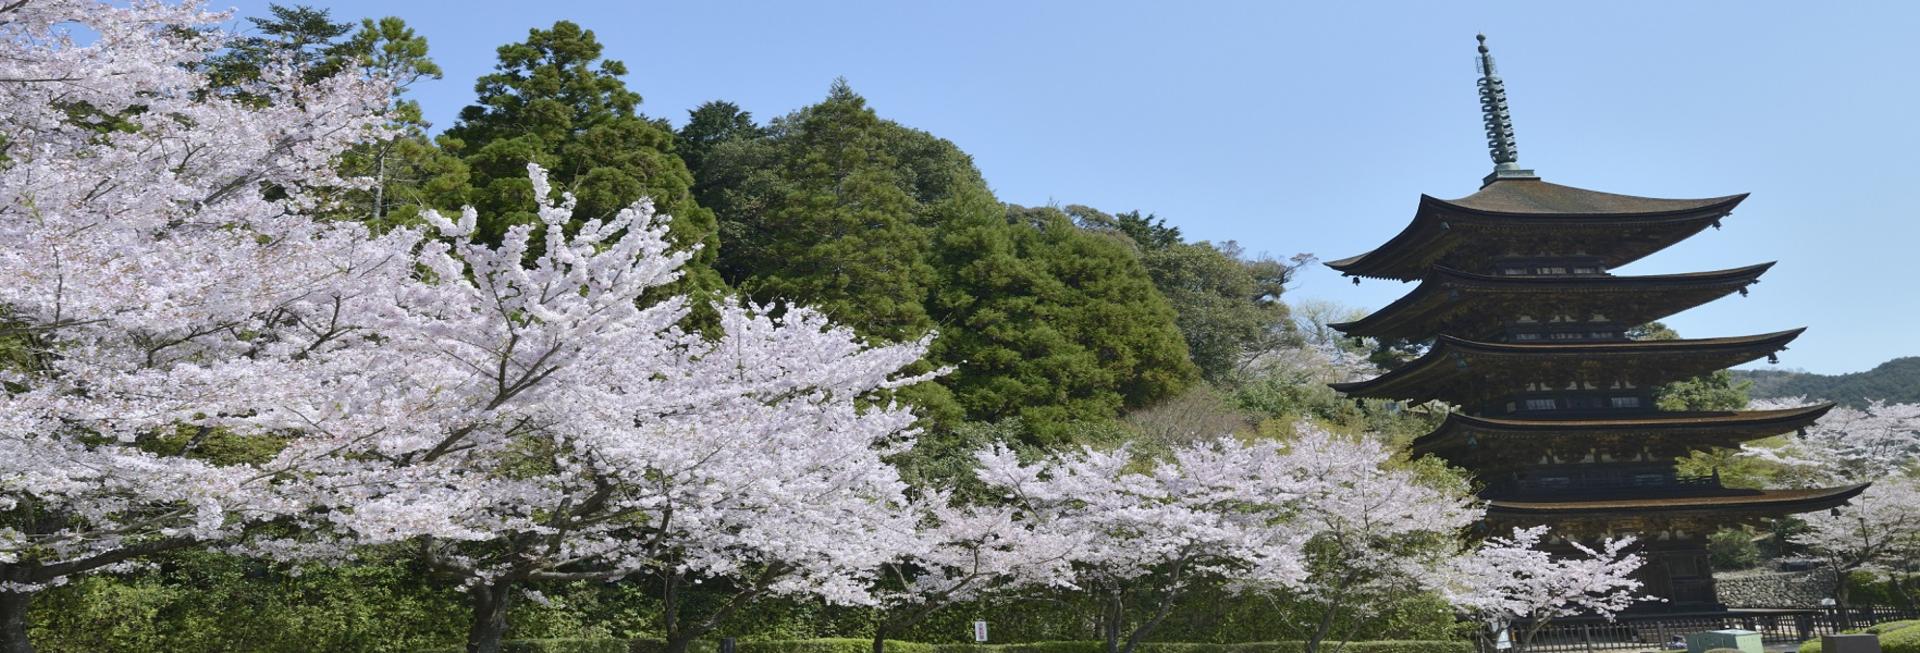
[{"x1": 440, "y1": 21, "x2": 721, "y2": 297}]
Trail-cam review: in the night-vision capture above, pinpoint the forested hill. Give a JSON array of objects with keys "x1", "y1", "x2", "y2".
[{"x1": 1733, "y1": 356, "x2": 1920, "y2": 406}]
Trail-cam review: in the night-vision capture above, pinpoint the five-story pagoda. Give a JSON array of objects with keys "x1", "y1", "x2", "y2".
[{"x1": 1327, "y1": 35, "x2": 1867, "y2": 613}]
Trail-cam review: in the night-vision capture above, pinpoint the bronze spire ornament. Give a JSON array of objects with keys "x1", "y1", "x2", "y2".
[{"x1": 1476, "y1": 34, "x2": 1538, "y2": 186}]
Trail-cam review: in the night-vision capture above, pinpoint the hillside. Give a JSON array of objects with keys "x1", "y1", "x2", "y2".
[{"x1": 1734, "y1": 356, "x2": 1920, "y2": 406}]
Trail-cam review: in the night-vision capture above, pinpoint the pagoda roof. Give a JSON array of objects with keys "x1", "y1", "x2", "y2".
[
  {"x1": 1409, "y1": 403, "x2": 1836, "y2": 462},
  {"x1": 1487, "y1": 484, "x2": 1868, "y2": 519},
  {"x1": 1329, "y1": 329, "x2": 1804, "y2": 407},
  {"x1": 1331, "y1": 263, "x2": 1774, "y2": 341},
  {"x1": 1326, "y1": 179, "x2": 1748, "y2": 281}
]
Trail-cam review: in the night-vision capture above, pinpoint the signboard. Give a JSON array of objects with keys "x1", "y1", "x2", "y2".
[{"x1": 973, "y1": 621, "x2": 989, "y2": 643}]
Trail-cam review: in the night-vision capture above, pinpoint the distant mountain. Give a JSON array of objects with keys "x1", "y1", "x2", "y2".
[{"x1": 1734, "y1": 357, "x2": 1920, "y2": 406}]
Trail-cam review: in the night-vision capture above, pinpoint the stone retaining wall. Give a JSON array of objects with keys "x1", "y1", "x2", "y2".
[{"x1": 1716, "y1": 567, "x2": 1838, "y2": 609}]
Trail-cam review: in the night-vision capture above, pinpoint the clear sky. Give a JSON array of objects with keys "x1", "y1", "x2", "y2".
[{"x1": 220, "y1": 0, "x2": 1920, "y2": 375}]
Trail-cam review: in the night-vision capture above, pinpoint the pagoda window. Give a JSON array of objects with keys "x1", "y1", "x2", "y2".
[
  {"x1": 1551, "y1": 332, "x2": 1583, "y2": 340},
  {"x1": 1590, "y1": 330, "x2": 1617, "y2": 339},
  {"x1": 1513, "y1": 332, "x2": 1542, "y2": 341},
  {"x1": 1524, "y1": 398, "x2": 1558, "y2": 411},
  {"x1": 1573, "y1": 266, "x2": 1599, "y2": 274},
  {"x1": 1502, "y1": 266, "x2": 1529, "y2": 275},
  {"x1": 1610, "y1": 396, "x2": 1643, "y2": 409}
]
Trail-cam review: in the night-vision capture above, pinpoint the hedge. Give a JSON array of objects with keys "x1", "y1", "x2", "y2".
[
  {"x1": 1799, "y1": 619, "x2": 1920, "y2": 653},
  {"x1": 430, "y1": 640, "x2": 1472, "y2": 653}
]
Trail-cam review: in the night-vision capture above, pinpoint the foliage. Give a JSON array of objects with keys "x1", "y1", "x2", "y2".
[
  {"x1": 438, "y1": 20, "x2": 722, "y2": 300},
  {"x1": 685, "y1": 84, "x2": 1197, "y2": 438},
  {"x1": 1069, "y1": 206, "x2": 1297, "y2": 383},
  {"x1": 1739, "y1": 357, "x2": 1920, "y2": 407},
  {"x1": 931, "y1": 204, "x2": 1196, "y2": 442},
  {"x1": 1800, "y1": 619, "x2": 1920, "y2": 653},
  {"x1": 29, "y1": 552, "x2": 466, "y2": 653},
  {"x1": 1708, "y1": 529, "x2": 1764, "y2": 571}
]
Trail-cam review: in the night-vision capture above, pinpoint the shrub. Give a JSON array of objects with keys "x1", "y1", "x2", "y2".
[
  {"x1": 738, "y1": 639, "x2": 935, "y2": 653},
  {"x1": 1707, "y1": 529, "x2": 1762, "y2": 570},
  {"x1": 1799, "y1": 619, "x2": 1920, "y2": 653},
  {"x1": 927, "y1": 642, "x2": 1469, "y2": 653}
]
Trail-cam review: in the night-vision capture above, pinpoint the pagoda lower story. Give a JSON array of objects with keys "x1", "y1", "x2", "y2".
[{"x1": 1325, "y1": 34, "x2": 1865, "y2": 615}]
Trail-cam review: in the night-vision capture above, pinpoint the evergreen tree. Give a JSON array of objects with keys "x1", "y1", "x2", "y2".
[
  {"x1": 440, "y1": 21, "x2": 721, "y2": 296},
  {"x1": 203, "y1": 4, "x2": 357, "y2": 98},
  {"x1": 1071, "y1": 205, "x2": 1294, "y2": 383},
  {"x1": 692, "y1": 84, "x2": 1196, "y2": 437},
  {"x1": 711, "y1": 81, "x2": 936, "y2": 341},
  {"x1": 329, "y1": 17, "x2": 467, "y2": 228},
  {"x1": 930, "y1": 201, "x2": 1196, "y2": 442}
]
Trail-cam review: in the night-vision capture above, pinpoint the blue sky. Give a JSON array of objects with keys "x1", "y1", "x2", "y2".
[{"x1": 221, "y1": 1, "x2": 1920, "y2": 375}]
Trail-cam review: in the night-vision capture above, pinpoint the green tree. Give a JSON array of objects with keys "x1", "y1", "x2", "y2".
[
  {"x1": 202, "y1": 4, "x2": 357, "y2": 99},
  {"x1": 928, "y1": 203, "x2": 1196, "y2": 441},
  {"x1": 711, "y1": 80, "x2": 936, "y2": 341},
  {"x1": 440, "y1": 21, "x2": 721, "y2": 297},
  {"x1": 1070, "y1": 206, "x2": 1294, "y2": 383},
  {"x1": 328, "y1": 17, "x2": 468, "y2": 228},
  {"x1": 689, "y1": 84, "x2": 1196, "y2": 438}
]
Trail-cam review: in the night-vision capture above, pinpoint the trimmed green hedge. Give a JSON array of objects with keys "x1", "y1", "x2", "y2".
[
  {"x1": 1800, "y1": 619, "x2": 1920, "y2": 653},
  {"x1": 434, "y1": 640, "x2": 1471, "y2": 653}
]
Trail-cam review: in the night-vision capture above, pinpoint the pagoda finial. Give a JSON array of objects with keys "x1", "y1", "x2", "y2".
[{"x1": 1475, "y1": 34, "x2": 1538, "y2": 186}]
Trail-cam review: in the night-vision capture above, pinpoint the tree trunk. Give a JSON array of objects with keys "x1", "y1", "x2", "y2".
[
  {"x1": 466, "y1": 580, "x2": 516, "y2": 653},
  {"x1": 1102, "y1": 592, "x2": 1123, "y2": 653},
  {"x1": 0, "y1": 591, "x2": 34, "y2": 653},
  {"x1": 871, "y1": 628, "x2": 888, "y2": 653},
  {"x1": 663, "y1": 629, "x2": 704, "y2": 653}
]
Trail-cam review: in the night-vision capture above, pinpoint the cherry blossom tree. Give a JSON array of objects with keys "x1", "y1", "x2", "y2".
[
  {"x1": 1792, "y1": 477, "x2": 1920, "y2": 612},
  {"x1": 1438, "y1": 526, "x2": 1649, "y2": 652},
  {"x1": 1, "y1": 2, "x2": 396, "y2": 651},
  {"x1": 977, "y1": 437, "x2": 1314, "y2": 653},
  {"x1": 233, "y1": 168, "x2": 937, "y2": 653},
  {"x1": 1743, "y1": 398, "x2": 1920, "y2": 486},
  {"x1": 1, "y1": 4, "x2": 938, "y2": 653},
  {"x1": 867, "y1": 496, "x2": 1083, "y2": 653},
  {"x1": 1264, "y1": 431, "x2": 1480, "y2": 653},
  {"x1": 975, "y1": 424, "x2": 1470, "y2": 653}
]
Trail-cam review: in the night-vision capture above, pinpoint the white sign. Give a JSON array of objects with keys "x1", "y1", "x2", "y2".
[{"x1": 973, "y1": 620, "x2": 989, "y2": 643}]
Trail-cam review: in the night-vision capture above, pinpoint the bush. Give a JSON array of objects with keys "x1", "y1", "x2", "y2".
[
  {"x1": 1798, "y1": 619, "x2": 1920, "y2": 653},
  {"x1": 1707, "y1": 529, "x2": 1762, "y2": 570},
  {"x1": 740, "y1": 639, "x2": 935, "y2": 653},
  {"x1": 929, "y1": 642, "x2": 1469, "y2": 653}
]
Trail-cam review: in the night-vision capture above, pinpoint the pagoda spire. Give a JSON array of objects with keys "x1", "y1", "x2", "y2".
[{"x1": 1476, "y1": 34, "x2": 1539, "y2": 186}]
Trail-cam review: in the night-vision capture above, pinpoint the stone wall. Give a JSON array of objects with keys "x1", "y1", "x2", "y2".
[{"x1": 1715, "y1": 567, "x2": 1838, "y2": 609}]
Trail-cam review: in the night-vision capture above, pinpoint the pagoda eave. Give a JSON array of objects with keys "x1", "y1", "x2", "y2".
[
  {"x1": 1486, "y1": 484, "x2": 1869, "y2": 520},
  {"x1": 1328, "y1": 329, "x2": 1804, "y2": 406},
  {"x1": 1330, "y1": 262, "x2": 1775, "y2": 341},
  {"x1": 1409, "y1": 403, "x2": 1836, "y2": 458},
  {"x1": 1326, "y1": 181, "x2": 1748, "y2": 282}
]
